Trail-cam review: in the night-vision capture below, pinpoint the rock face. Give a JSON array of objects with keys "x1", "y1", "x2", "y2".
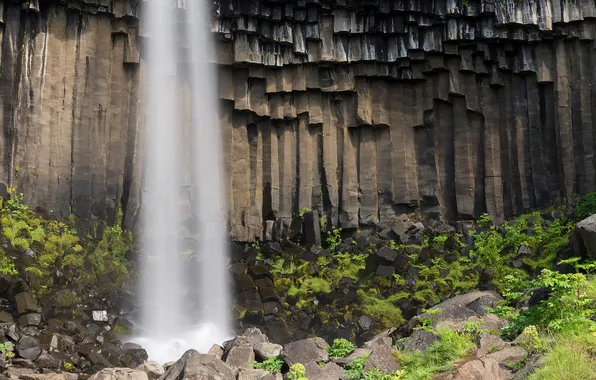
[{"x1": 0, "y1": 0, "x2": 595, "y2": 238}]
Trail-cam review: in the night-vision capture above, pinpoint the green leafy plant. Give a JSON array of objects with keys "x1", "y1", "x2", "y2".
[
  {"x1": 0, "y1": 342, "x2": 14, "y2": 360},
  {"x1": 252, "y1": 355, "x2": 284, "y2": 373},
  {"x1": 287, "y1": 363, "x2": 308, "y2": 380},
  {"x1": 343, "y1": 355, "x2": 369, "y2": 380},
  {"x1": 414, "y1": 308, "x2": 443, "y2": 332},
  {"x1": 63, "y1": 362, "x2": 74, "y2": 371},
  {"x1": 327, "y1": 338, "x2": 355, "y2": 359}
]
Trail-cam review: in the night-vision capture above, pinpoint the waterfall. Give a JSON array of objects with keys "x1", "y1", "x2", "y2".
[{"x1": 132, "y1": 0, "x2": 232, "y2": 364}]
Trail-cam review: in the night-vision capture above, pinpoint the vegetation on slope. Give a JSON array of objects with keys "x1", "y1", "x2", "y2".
[{"x1": 0, "y1": 187, "x2": 131, "y2": 298}]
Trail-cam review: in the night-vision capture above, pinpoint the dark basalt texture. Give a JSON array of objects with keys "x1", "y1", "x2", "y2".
[{"x1": 0, "y1": 0, "x2": 595, "y2": 240}]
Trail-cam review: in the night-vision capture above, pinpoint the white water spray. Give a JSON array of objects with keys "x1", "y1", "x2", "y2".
[{"x1": 132, "y1": 0, "x2": 232, "y2": 364}]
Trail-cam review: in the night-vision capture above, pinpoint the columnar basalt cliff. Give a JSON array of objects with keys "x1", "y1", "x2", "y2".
[{"x1": 0, "y1": 0, "x2": 595, "y2": 240}]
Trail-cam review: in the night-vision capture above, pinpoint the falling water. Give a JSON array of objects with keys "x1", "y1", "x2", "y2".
[{"x1": 132, "y1": 0, "x2": 232, "y2": 364}]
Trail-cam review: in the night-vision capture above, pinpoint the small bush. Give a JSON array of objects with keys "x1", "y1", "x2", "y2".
[
  {"x1": 327, "y1": 338, "x2": 355, "y2": 359},
  {"x1": 287, "y1": 363, "x2": 308, "y2": 380},
  {"x1": 575, "y1": 192, "x2": 596, "y2": 220},
  {"x1": 252, "y1": 355, "x2": 284, "y2": 373}
]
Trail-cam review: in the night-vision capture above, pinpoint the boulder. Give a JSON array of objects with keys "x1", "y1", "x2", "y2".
[
  {"x1": 576, "y1": 214, "x2": 596, "y2": 257},
  {"x1": 362, "y1": 329, "x2": 395, "y2": 350},
  {"x1": 0, "y1": 311, "x2": 14, "y2": 323},
  {"x1": 485, "y1": 346, "x2": 527, "y2": 367},
  {"x1": 334, "y1": 348, "x2": 372, "y2": 366},
  {"x1": 207, "y1": 344, "x2": 224, "y2": 360},
  {"x1": 237, "y1": 368, "x2": 271, "y2": 380},
  {"x1": 437, "y1": 357, "x2": 512, "y2": 380},
  {"x1": 362, "y1": 344, "x2": 400, "y2": 375},
  {"x1": 254, "y1": 342, "x2": 282, "y2": 360},
  {"x1": 18, "y1": 313, "x2": 41, "y2": 327},
  {"x1": 403, "y1": 330, "x2": 438, "y2": 352},
  {"x1": 304, "y1": 361, "x2": 343, "y2": 380},
  {"x1": 87, "y1": 368, "x2": 148, "y2": 380},
  {"x1": 135, "y1": 361, "x2": 164, "y2": 380},
  {"x1": 160, "y1": 350, "x2": 234, "y2": 380},
  {"x1": 225, "y1": 346, "x2": 255, "y2": 369},
  {"x1": 281, "y1": 337, "x2": 329, "y2": 366},
  {"x1": 15, "y1": 293, "x2": 39, "y2": 315},
  {"x1": 476, "y1": 334, "x2": 508, "y2": 357},
  {"x1": 19, "y1": 374, "x2": 75, "y2": 380},
  {"x1": 18, "y1": 336, "x2": 41, "y2": 361}
]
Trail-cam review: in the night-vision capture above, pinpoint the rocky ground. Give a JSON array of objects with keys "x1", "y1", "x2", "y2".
[{"x1": 0, "y1": 290, "x2": 540, "y2": 380}]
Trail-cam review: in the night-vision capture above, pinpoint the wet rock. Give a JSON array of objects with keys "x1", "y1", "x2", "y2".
[
  {"x1": 87, "y1": 368, "x2": 148, "y2": 380},
  {"x1": 304, "y1": 361, "x2": 342, "y2": 380},
  {"x1": 160, "y1": 350, "x2": 234, "y2": 380},
  {"x1": 403, "y1": 330, "x2": 438, "y2": 352},
  {"x1": 15, "y1": 293, "x2": 39, "y2": 315},
  {"x1": 18, "y1": 336, "x2": 41, "y2": 361},
  {"x1": 362, "y1": 344, "x2": 400, "y2": 375},
  {"x1": 282, "y1": 337, "x2": 329, "y2": 366},
  {"x1": 254, "y1": 342, "x2": 282, "y2": 360},
  {"x1": 135, "y1": 361, "x2": 164, "y2": 380},
  {"x1": 121, "y1": 347, "x2": 148, "y2": 369},
  {"x1": 91, "y1": 311, "x2": 108, "y2": 323}
]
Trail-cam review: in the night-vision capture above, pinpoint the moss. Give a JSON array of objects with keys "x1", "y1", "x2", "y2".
[
  {"x1": 0, "y1": 188, "x2": 130, "y2": 297},
  {"x1": 357, "y1": 289, "x2": 405, "y2": 330},
  {"x1": 112, "y1": 322, "x2": 131, "y2": 337}
]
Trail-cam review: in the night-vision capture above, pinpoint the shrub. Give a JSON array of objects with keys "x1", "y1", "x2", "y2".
[
  {"x1": 287, "y1": 363, "x2": 308, "y2": 380},
  {"x1": 327, "y1": 338, "x2": 355, "y2": 359},
  {"x1": 252, "y1": 355, "x2": 284, "y2": 373},
  {"x1": 575, "y1": 192, "x2": 596, "y2": 220}
]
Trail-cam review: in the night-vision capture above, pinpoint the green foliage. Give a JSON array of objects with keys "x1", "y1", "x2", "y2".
[
  {"x1": 343, "y1": 355, "x2": 369, "y2": 380},
  {"x1": 0, "y1": 187, "x2": 130, "y2": 297},
  {"x1": 252, "y1": 355, "x2": 284, "y2": 373},
  {"x1": 414, "y1": 308, "x2": 443, "y2": 332},
  {"x1": 470, "y1": 211, "x2": 573, "y2": 294},
  {"x1": 575, "y1": 192, "x2": 596, "y2": 220},
  {"x1": 0, "y1": 342, "x2": 14, "y2": 361},
  {"x1": 287, "y1": 363, "x2": 308, "y2": 380},
  {"x1": 63, "y1": 362, "x2": 74, "y2": 372},
  {"x1": 396, "y1": 329, "x2": 475, "y2": 380},
  {"x1": 530, "y1": 334, "x2": 596, "y2": 380},
  {"x1": 517, "y1": 325, "x2": 544, "y2": 354},
  {"x1": 325, "y1": 227, "x2": 343, "y2": 253},
  {"x1": 460, "y1": 320, "x2": 489, "y2": 336},
  {"x1": 327, "y1": 338, "x2": 355, "y2": 359},
  {"x1": 357, "y1": 289, "x2": 405, "y2": 328}
]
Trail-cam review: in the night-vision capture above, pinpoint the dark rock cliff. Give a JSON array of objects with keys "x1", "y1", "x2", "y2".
[{"x1": 0, "y1": 0, "x2": 595, "y2": 240}]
